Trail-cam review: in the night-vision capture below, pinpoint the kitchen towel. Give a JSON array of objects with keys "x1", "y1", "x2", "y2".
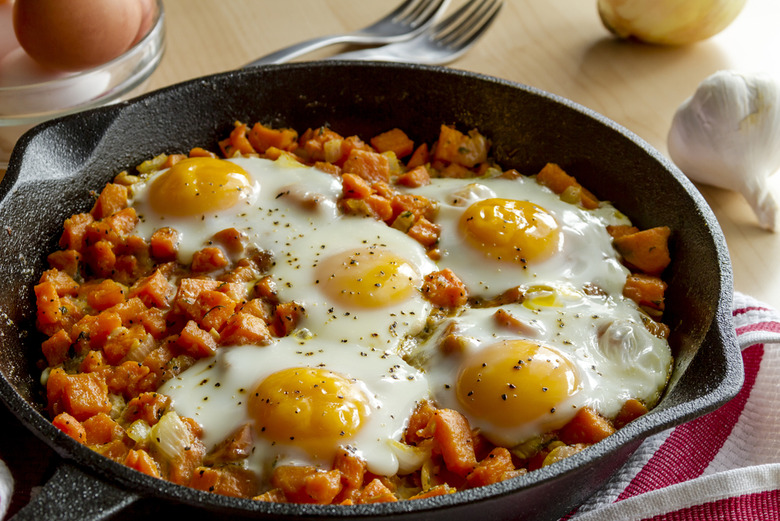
[{"x1": 569, "y1": 291, "x2": 780, "y2": 520}]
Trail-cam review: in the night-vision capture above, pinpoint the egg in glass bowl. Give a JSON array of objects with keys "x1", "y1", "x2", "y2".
[{"x1": 0, "y1": 0, "x2": 165, "y2": 169}]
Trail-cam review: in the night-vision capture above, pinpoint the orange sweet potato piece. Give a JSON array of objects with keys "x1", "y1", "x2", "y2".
[
  {"x1": 613, "y1": 226, "x2": 672, "y2": 276},
  {"x1": 253, "y1": 488, "x2": 287, "y2": 503},
  {"x1": 405, "y1": 400, "x2": 437, "y2": 444},
  {"x1": 86, "y1": 279, "x2": 126, "y2": 311},
  {"x1": 150, "y1": 227, "x2": 180, "y2": 262},
  {"x1": 52, "y1": 412, "x2": 86, "y2": 443},
  {"x1": 107, "y1": 360, "x2": 154, "y2": 399},
  {"x1": 536, "y1": 163, "x2": 599, "y2": 209},
  {"x1": 613, "y1": 398, "x2": 649, "y2": 429},
  {"x1": 466, "y1": 447, "x2": 517, "y2": 488},
  {"x1": 129, "y1": 269, "x2": 172, "y2": 308},
  {"x1": 122, "y1": 392, "x2": 171, "y2": 426},
  {"x1": 47, "y1": 368, "x2": 112, "y2": 421},
  {"x1": 39, "y1": 268, "x2": 79, "y2": 297},
  {"x1": 422, "y1": 269, "x2": 468, "y2": 308},
  {"x1": 220, "y1": 311, "x2": 272, "y2": 346},
  {"x1": 271, "y1": 466, "x2": 339, "y2": 504},
  {"x1": 191, "y1": 247, "x2": 229, "y2": 273},
  {"x1": 248, "y1": 122, "x2": 298, "y2": 153},
  {"x1": 84, "y1": 240, "x2": 116, "y2": 278},
  {"x1": 35, "y1": 281, "x2": 63, "y2": 333},
  {"x1": 407, "y1": 217, "x2": 441, "y2": 248},
  {"x1": 370, "y1": 128, "x2": 414, "y2": 158},
  {"x1": 430, "y1": 408, "x2": 477, "y2": 477},
  {"x1": 82, "y1": 412, "x2": 123, "y2": 445},
  {"x1": 341, "y1": 172, "x2": 372, "y2": 199},
  {"x1": 358, "y1": 478, "x2": 397, "y2": 504},
  {"x1": 177, "y1": 320, "x2": 218, "y2": 358},
  {"x1": 212, "y1": 227, "x2": 247, "y2": 255},
  {"x1": 390, "y1": 193, "x2": 436, "y2": 222},
  {"x1": 59, "y1": 213, "x2": 95, "y2": 252},
  {"x1": 103, "y1": 207, "x2": 139, "y2": 237},
  {"x1": 190, "y1": 466, "x2": 257, "y2": 498},
  {"x1": 333, "y1": 449, "x2": 366, "y2": 501},
  {"x1": 409, "y1": 485, "x2": 455, "y2": 500},
  {"x1": 206, "y1": 424, "x2": 253, "y2": 464},
  {"x1": 558, "y1": 406, "x2": 615, "y2": 445},
  {"x1": 271, "y1": 301, "x2": 304, "y2": 337},
  {"x1": 407, "y1": 143, "x2": 430, "y2": 169},
  {"x1": 47, "y1": 249, "x2": 81, "y2": 277},
  {"x1": 606, "y1": 225, "x2": 640, "y2": 239},
  {"x1": 433, "y1": 125, "x2": 488, "y2": 168},
  {"x1": 227, "y1": 122, "x2": 256, "y2": 156},
  {"x1": 342, "y1": 149, "x2": 391, "y2": 184},
  {"x1": 125, "y1": 449, "x2": 161, "y2": 478},
  {"x1": 623, "y1": 273, "x2": 667, "y2": 312},
  {"x1": 397, "y1": 165, "x2": 431, "y2": 188},
  {"x1": 196, "y1": 289, "x2": 237, "y2": 332},
  {"x1": 42, "y1": 328, "x2": 72, "y2": 366},
  {"x1": 91, "y1": 183, "x2": 128, "y2": 220},
  {"x1": 188, "y1": 147, "x2": 218, "y2": 158}
]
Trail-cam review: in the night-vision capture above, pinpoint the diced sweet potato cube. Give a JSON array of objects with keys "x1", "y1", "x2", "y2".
[
  {"x1": 35, "y1": 281, "x2": 63, "y2": 332},
  {"x1": 536, "y1": 163, "x2": 599, "y2": 209},
  {"x1": 248, "y1": 122, "x2": 298, "y2": 153},
  {"x1": 129, "y1": 269, "x2": 173, "y2": 308},
  {"x1": 191, "y1": 247, "x2": 229, "y2": 272},
  {"x1": 370, "y1": 128, "x2": 414, "y2": 158},
  {"x1": 86, "y1": 279, "x2": 127, "y2": 311},
  {"x1": 407, "y1": 143, "x2": 430, "y2": 169},
  {"x1": 85, "y1": 240, "x2": 116, "y2": 278},
  {"x1": 407, "y1": 217, "x2": 441, "y2": 248},
  {"x1": 342, "y1": 149, "x2": 391, "y2": 184},
  {"x1": 38, "y1": 268, "x2": 79, "y2": 297},
  {"x1": 47, "y1": 249, "x2": 81, "y2": 277},
  {"x1": 433, "y1": 125, "x2": 488, "y2": 168},
  {"x1": 613, "y1": 226, "x2": 672, "y2": 276},
  {"x1": 467, "y1": 447, "x2": 516, "y2": 487},
  {"x1": 47, "y1": 368, "x2": 112, "y2": 421},
  {"x1": 190, "y1": 466, "x2": 257, "y2": 498},
  {"x1": 358, "y1": 478, "x2": 397, "y2": 504},
  {"x1": 177, "y1": 320, "x2": 218, "y2": 358},
  {"x1": 52, "y1": 412, "x2": 86, "y2": 443},
  {"x1": 271, "y1": 302, "x2": 304, "y2": 337},
  {"x1": 91, "y1": 183, "x2": 128, "y2": 220},
  {"x1": 220, "y1": 312, "x2": 272, "y2": 346},
  {"x1": 211, "y1": 227, "x2": 247, "y2": 255},
  {"x1": 558, "y1": 406, "x2": 615, "y2": 445},
  {"x1": 623, "y1": 273, "x2": 667, "y2": 312},
  {"x1": 59, "y1": 213, "x2": 94, "y2": 252},
  {"x1": 125, "y1": 449, "x2": 161, "y2": 478},
  {"x1": 341, "y1": 172, "x2": 372, "y2": 199},
  {"x1": 613, "y1": 398, "x2": 649, "y2": 429},
  {"x1": 196, "y1": 290, "x2": 237, "y2": 332},
  {"x1": 397, "y1": 165, "x2": 431, "y2": 187},
  {"x1": 422, "y1": 269, "x2": 468, "y2": 308},
  {"x1": 122, "y1": 392, "x2": 171, "y2": 426},
  {"x1": 42, "y1": 328, "x2": 72, "y2": 366},
  {"x1": 430, "y1": 408, "x2": 477, "y2": 477},
  {"x1": 82, "y1": 412, "x2": 123, "y2": 445},
  {"x1": 150, "y1": 227, "x2": 180, "y2": 262}
]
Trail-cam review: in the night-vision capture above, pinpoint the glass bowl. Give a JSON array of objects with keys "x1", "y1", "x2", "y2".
[{"x1": 0, "y1": 0, "x2": 166, "y2": 169}]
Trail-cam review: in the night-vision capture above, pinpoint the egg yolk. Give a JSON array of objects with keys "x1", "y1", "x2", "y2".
[
  {"x1": 316, "y1": 247, "x2": 422, "y2": 309},
  {"x1": 149, "y1": 157, "x2": 252, "y2": 216},
  {"x1": 456, "y1": 339, "x2": 579, "y2": 428},
  {"x1": 459, "y1": 198, "x2": 560, "y2": 264},
  {"x1": 248, "y1": 367, "x2": 370, "y2": 459}
]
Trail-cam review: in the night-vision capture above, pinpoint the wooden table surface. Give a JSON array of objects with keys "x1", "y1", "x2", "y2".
[{"x1": 3, "y1": 0, "x2": 780, "y2": 517}]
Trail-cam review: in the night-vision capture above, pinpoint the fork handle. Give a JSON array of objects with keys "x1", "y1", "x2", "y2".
[{"x1": 245, "y1": 32, "x2": 391, "y2": 67}]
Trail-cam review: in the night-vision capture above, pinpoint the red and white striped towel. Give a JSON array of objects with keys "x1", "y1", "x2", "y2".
[
  {"x1": 568, "y1": 292, "x2": 780, "y2": 521},
  {"x1": 1, "y1": 293, "x2": 777, "y2": 520}
]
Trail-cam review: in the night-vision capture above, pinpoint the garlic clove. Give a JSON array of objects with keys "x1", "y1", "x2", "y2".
[
  {"x1": 668, "y1": 70, "x2": 780, "y2": 231},
  {"x1": 597, "y1": 0, "x2": 747, "y2": 46}
]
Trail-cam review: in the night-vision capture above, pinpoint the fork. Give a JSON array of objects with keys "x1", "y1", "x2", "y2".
[
  {"x1": 327, "y1": 0, "x2": 503, "y2": 65},
  {"x1": 245, "y1": 0, "x2": 450, "y2": 67}
]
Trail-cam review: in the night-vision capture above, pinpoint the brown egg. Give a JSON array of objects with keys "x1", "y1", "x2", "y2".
[{"x1": 13, "y1": 0, "x2": 143, "y2": 71}]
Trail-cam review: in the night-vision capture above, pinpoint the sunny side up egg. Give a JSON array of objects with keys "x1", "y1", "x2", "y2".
[
  {"x1": 404, "y1": 175, "x2": 632, "y2": 299},
  {"x1": 130, "y1": 155, "x2": 437, "y2": 352}
]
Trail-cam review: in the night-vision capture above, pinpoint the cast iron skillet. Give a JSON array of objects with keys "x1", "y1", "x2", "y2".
[{"x1": 0, "y1": 62, "x2": 742, "y2": 520}]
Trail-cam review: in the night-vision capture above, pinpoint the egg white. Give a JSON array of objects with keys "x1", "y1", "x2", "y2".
[
  {"x1": 403, "y1": 174, "x2": 633, "y2": 298},
  {"x1": 418, "y1": 288, "x2": 672, "y2": 446},
  {"x1": 159, "y1": 336, "x2": 431, "y2": 479}
]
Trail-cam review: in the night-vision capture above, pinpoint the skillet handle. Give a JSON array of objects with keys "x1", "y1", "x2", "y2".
[{"x1": 10, "y1": 463, "x2": 139, "y2": 521}]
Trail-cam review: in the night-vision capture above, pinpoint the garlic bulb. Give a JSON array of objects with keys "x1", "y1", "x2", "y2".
[
  {"x1": 597, "y1": 0, "x2": 747, "y2": 46},
  {"x1": 668, "y1": 70, "x2": 780, "y2": 231}
]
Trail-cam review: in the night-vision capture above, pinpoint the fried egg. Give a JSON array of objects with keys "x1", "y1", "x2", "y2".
[
  {"x1": 159, "y1": 336, "x2": 431, "y2": 479},
  {"x1": 130, "y1": 156, "x2": 437, "y2": 351},
  {"x1": 417, "y1": 288, "x2": 672, "y2": 446},
  {"x1": 404, "y1": 174, "x2": 633, "y2": 298}
]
